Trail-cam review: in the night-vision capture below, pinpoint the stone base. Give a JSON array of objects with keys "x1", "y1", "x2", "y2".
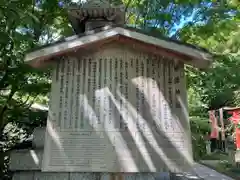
[
  {"x1": 10, "y1": 149, "x2": 42, "y2": 170},
  {"x1": 10, "y1": 127, "x2": 197, "y2": 180},
  {"x1": 13, "y1": 172, "x2": 198, "y2": 180}
]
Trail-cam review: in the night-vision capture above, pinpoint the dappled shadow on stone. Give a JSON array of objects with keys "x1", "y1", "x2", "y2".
[
  {"x1": 43, "y1": 49, "x2": 193, "y2": 173},
  {"x1": 115, "y1": 79, "x2": 192, "y2": 172}
]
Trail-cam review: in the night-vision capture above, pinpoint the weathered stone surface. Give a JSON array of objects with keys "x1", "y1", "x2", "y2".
[
  {"x1": 43, "y1": 46, "x2": 193, "y2": 173},
  {"x1": 10, "y1": 165, "x2": 235, "y2": 180},
  {"x1": 33, "y1": 127, "x2": 45, "y2": 148},
  {"x1": 10, "y1": 149, "x2": 43, "y2": 170},
  {"x1": 12, "y1": 172, "x2": 34, "y2": 180},
  {"x1": 70, "y1": 173, "x2": 101, "y2": 180},
  {"x1": 70, "y1": 173, "x2": 170, "y2": 180},
  {"x1": 34, "y1": 172, "x2": 69, "y2": 180},
  {"x1": 10, "y1": 172, "x2": 181, "y2": 180}
]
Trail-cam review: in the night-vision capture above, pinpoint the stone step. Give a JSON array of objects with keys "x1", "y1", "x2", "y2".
[
  {"x1": 32, "y1": 127, "x2": 45, "y2": 148},
  {"x1": 10, "y1": 149, "x2": 43, "y2": 171}
]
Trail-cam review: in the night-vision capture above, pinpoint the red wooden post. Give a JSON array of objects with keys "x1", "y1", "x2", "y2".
[
  {"x1": 228, "y1": 110, "x2": 240, "y2": 150},
  {"x1": 209, "y1": 110, "x2": 219, "y2": 139}
]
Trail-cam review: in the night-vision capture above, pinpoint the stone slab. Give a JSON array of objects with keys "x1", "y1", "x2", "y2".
[
  {"x1": 10, "y1": 171, "x2": 205, "y2": 180},
  {"x1": 12, "y1": 172, "x2": 34, "y2": 180},
  {"x1": 34, "y1": 172, "x2": 69, "y2": 180},
  {"x1": 69, "y1": 173, "x2": 171, "y2": 180},
  {"x1": 10, "y1": 150, "x2": 232, "y2": 179},
  {"x1": 70, "y1": 173, "x2": 108, "y2": 180},
  {"x1": 33, "y1": 127, "x2": 45, "y2": 148},
  {"x1": 9, "y1": 149, "x2": 43, "y2": 170}
]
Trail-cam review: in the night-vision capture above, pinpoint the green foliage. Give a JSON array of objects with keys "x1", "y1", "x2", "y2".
[
  {"x1": 0, "y1": 0, "x2": 73, "y2": 178},
  {"x1": 179, "y1": 3, "x2": 240, "y2": 108},
  {"x1": 190, "y1": 116, "x2": 210, "y2": 160}
]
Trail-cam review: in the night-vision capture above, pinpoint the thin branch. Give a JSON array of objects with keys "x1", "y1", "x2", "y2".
[
  {"x1": 14, "y1": 95, "x2": 31, "y2": 108},
  {"x1": 0, "y1": 87, "x2": 16, "y2": 129},
  {"x1": 124, "y1": 0, "x2": 132, "y2": 13}
]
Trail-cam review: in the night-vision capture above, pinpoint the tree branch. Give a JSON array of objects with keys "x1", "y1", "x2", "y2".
[{"x1": 0, "y1": 87, "x2": 16, "y2": 129}]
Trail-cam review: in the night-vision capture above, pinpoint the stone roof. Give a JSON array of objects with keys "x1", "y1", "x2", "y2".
[
  {"x1": 30, "y1": 25, "x2": 210, "y2": 54},
  {"x1": 25, "y1": 25, "x2": 213, "y2": 69}
]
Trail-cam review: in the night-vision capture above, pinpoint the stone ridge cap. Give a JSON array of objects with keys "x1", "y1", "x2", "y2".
[{"x1": 26, "y1": 24, "x2": 212, "y2": 56}]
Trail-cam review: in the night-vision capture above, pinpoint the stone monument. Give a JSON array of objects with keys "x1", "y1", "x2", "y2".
[{"x1": 10, "y1": 0, "x2": 213, "y2": 179}]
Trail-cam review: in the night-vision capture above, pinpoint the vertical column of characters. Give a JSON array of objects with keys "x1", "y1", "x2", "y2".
[
  {"x1": 67, "y1": 57, "x2": 73, "y2": 129},
  {"x1": 129, "y1": 52, "x2": 137, "y2": 129},
  {"x1": 158, "y1": 56, "x2": 164, "y2": 131},
  {"x1": 88, "y1": 56, "x2": 98, "y2": 130},
  {"x1": 55, "y1": 60, "x2": 61, "y2": 127},
  {"x1": 173, "y1": 60, "x2": 185, "y2": 143},
  {"x1": 91, "y1": 56, "x2": 98, "y2": 128},
  {"x1": 119, "y1": 52, "x2": 125, "y2": 131},
  {"x1": 75, "y1": 57, "x2": 81, "y2": 129},
  {"x1": 83, "y1": 58, "x2": 90, "y2": 130},
  {"x1": 168, "y1": 59, "x2": 175, "y2": 132},
  {"x1": 168, "y1": 60, "x2": 174, "y2": 108},
  {"x1": 103, "y1": 57, "x2": 110, "y2": 130},
  {"x1": 135, "y1": 53, "x2": 141, "y2": 131},
  {"x1": 141, "y1": 54, "x2": 150, "y2": 133},
  {"x1": 59, "y1": 57, "x2": 65, "y2": 129},
  {"x1": 139, "y1": 52, "x2": 145, "y2": 131},
  {"x1": 141, "y1": 53, "x2": 148, "y2": 133},
  {"x1": 80, "y1": 58, "x2": 86, "y2": 129},
  {"x1": 179, "y1": 63, "x2": 187, "y2": 111},
  {"x1": 171, "y1": 59, "x2": 181, "y2": 133},
  {"x1": 69, "y1": 57, "x2": 76, "y2": 129},
  {"x1": 174, "y1": 60, "x2": 181, "y2": 110},
  {"x1": 153, "y1": 56, "x2": 161, "y2": 132},
  {"x1": 109, "y1": 56, "x2": 116, "y2": 129},
  {"x1": 163, "y1": 57, "x2": 170, "y2": 132},
  {"x1": 91, "y1": 57, "x2": 97, "y2": 130},
  {"x1": 107, "y1": 57, "x2": 113, "y2": 130},
  {"x1": 145, "y1": 54, "x2": 150, "y2": 112},
  {"x1": 97, "y1": 56, "x2": 103, "y2": 127},
  {"x1": 87, "y1": 57, "x2": 93, "y2": 129},
  {"x1": 113, "y1": 55, "x2": 119, "y2": 129},
  {"x1": 151, "y1": 55, "x2": 159, "y2": 132},
  {"x1": 62, "y1": 57, "x2": 70, "y2": 129},
  {"x1": 123, "y1": 50, "x2": 129, "y2": 131},
  {"x1": 166, "y1": 59, "x2": 171, "y2": 132},
  {"x1": 101, "y1": 54, "x2": 107, "y2": 126},
  {"x1": 116, "y1": 51, "x2": 123, "y2": 130}
]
